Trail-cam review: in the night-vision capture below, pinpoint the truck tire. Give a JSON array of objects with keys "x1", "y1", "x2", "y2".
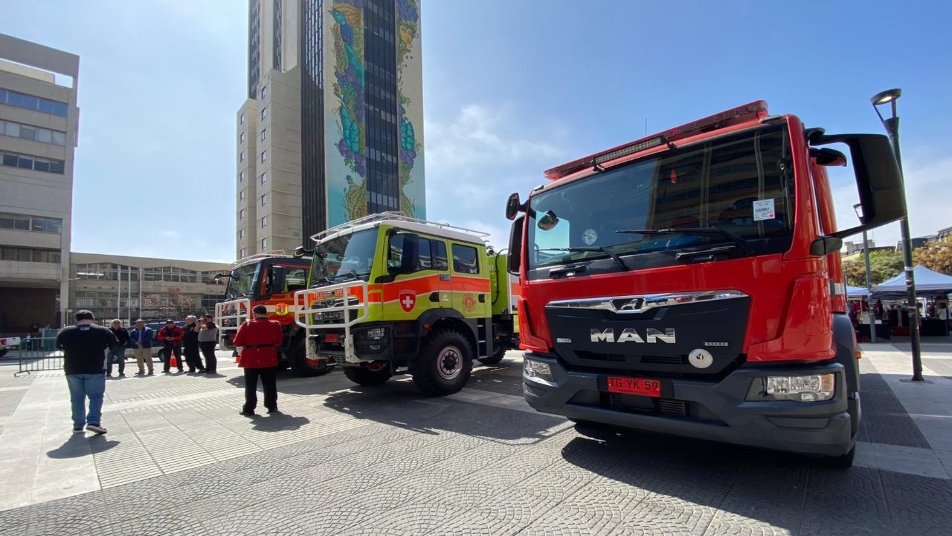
[
  {"x1": 824, "y1": 445, "x2": 856, "y2": 469},
  {"x1": 477, "y1": 344, "x2": 506, "y2": 365},
  {"x1": 413, "y1": 329, "x2": 473, "y2": 396},
  {"x1": 342, "y1": 363, "x2": 391, "y2": 386},
  {"x1": 288, "y1": 338, "x2": 332, "y2": 377},
  {"x1": 824, "y1": 315, "x2": 861, "y2": 468}
]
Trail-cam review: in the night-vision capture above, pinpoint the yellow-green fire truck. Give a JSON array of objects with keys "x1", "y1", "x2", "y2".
[{"x1": 293, "y1": 212, "x2": 519, "y2": 396}]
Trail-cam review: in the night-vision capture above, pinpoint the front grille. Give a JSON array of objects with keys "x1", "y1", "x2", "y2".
[
  {"x1": 603, "y1": 393, "x2": 691, "y2": 419},
  {"x1": 576, "y1": 352, "x2": 684, "y2": 366},
  {"x1": 576, "y1": 351, "x2": 627, "y2": 363},
  {"x1": 642, "y1": 355, "x2": 684, "y2": 365}
]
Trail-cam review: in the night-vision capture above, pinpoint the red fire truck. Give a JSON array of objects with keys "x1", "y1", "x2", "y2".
[
  {"x1": 214, "y1": 251, "x2": 331, "y2": 376},
  {"x1": 505, "y1": 101, "x2": 906, "y2": 466}
]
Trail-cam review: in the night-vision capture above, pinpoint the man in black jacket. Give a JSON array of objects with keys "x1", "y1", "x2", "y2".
[
  {"x1": 107, "y1": 319, "x2": 130, "y2": 377},
  {"x1": 55, "y1": 310, "x2": 119, "y2": 434}
]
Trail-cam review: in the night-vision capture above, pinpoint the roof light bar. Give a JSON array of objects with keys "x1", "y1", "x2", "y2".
[{"x1": 544, "y1": 100, "x2": 769, "y2": 180}]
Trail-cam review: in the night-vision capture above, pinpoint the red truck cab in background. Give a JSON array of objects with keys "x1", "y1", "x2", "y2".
[{"x1": 506, "y1": 101, "x2": 906, "y2": 466}]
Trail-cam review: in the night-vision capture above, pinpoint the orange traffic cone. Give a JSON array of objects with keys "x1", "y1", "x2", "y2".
[{"x1": 170, "y1": 355, "x2": 178, "y2": 368}]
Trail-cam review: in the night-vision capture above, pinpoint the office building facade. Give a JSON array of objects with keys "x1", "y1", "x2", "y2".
[
  {"x1": 0, "y1": 34, "x2": 79, "y2": 332},
  {"x1": 236, "y1": 0, "x2": 425, "y2": 258},
  {"x1": 69, "y1": 253, "x2": 230, "y2": 325}
]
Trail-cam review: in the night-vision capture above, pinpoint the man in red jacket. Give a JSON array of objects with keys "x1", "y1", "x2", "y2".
[
  {"x1": 233, "y1": 305, "x2": 284, "y2": 416},
  {"x1": 157, "y1": 320, "x2": 184, "y2": 374}
]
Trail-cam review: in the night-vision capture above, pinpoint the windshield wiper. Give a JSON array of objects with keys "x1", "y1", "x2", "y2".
[
  {"x1": 539, "y1": 247, "x2": 629, "y2": 271},
  {"x1": 616, "y1": 227, "x2": 753, "y2": 256},
  {"x1": 310, "y1": 277, "x2": 332, "y2": 288}
]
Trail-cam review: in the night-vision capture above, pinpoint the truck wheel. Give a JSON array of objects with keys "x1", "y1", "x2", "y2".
[
  {"x1": 413, "y1": 329, "x2": 473, "y2": 396},
  {"x1": 342, "y1": 363, "x2": 391, "y2": 386},
  {"x1": 477, "y1": 344, "x2": 506, "y2": 366},
  {"x1": 288, "y1": 338, "x2": 331, "y2": 377}
]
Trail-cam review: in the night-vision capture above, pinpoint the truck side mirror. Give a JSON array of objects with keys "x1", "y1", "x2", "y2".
[
  {"x1": 507, "y1": 216, "x2": 524, "y2": 275},
  {"x1": 398, "y1": 233, "x2": 419, "y2": 274},
  {"x1": 811, "y1": 133, "x2": 906, "y2": 239},
  {"x1": 293, "y1": 246, "x2": 310, "y2": 258},
  {"x1": 506, "y1": 193, "x2": 521, "y2": 221}
]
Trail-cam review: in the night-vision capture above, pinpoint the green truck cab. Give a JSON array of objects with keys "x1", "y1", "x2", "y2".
[{"x1": 293, "y1": 212, "x2": 519, "y2": 395}]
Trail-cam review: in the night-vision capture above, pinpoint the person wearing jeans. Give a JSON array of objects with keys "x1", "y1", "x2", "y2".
[
  {"x1": 55, "y1": 310, "x2": 118, "y2": 434},
  {"x1": 107, "y1": 319, "x2": 130, "y2": 377}
]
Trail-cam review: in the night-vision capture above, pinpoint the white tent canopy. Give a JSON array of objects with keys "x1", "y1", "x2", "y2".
[{"x1": 871, "y1": 265, "x2": 952, "y2": 299}]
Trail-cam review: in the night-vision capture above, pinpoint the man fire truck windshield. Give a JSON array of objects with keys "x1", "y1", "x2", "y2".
[
  {"x1": 310, "y1": 228, "x2": 377, "y2": 284},
  {"x1": 527, "y1": 124, "x2": 794, "y2": 274}
]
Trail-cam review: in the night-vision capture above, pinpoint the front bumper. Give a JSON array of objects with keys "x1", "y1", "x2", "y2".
[{"x1": 523, "y1": 353, "x2": 854, "y2": 456}]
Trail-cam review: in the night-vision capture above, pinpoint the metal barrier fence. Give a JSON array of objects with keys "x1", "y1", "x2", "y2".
[{"x1": 13, "y1": 337, "x2": 65, "y2": 377}]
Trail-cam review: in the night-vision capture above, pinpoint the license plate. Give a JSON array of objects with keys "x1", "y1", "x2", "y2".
[
  {"x1": 606, "y1": 377, "x2": 662, "y2": 397},
  {"x1": 324, "y1": 334, "x2": 340, "y2": 343}
]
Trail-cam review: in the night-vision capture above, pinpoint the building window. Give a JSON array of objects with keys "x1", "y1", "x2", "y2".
[
  {"x1": 240, "y1": 151, "x2": 245, "y2": 162},
  {"x1": 239, "y1": 208, "x2": 246, "y2": 220},
  {"x1": 261, "y1": 106, "x2": 267, "y2": 120},
  {"x1": 239, "y1": 248, "x2": 246, "y2": 258},
  {"x1": 240, "y1": 131, "x2": 245, "y2": 143},
  {"x1": 239, "y1": 171, "x2": 246, "y2": 182},
  {"x1": 261, "y1": 194, "x2": 268, "y2": 206},
  {"x1": 239, "y1": 229, "x2": 245, "y2": 239},
  {"x1": 0, "y1": 88, "x2": 68, "y2": 117},
  {"x1": 240, "y1": 112, "x2": 246, "y2": 124},
  {"x1": 261, "y1": 172, "x2": 267, "y2": 184},
  {"x1": 261, "y1": 238, "x2": 268, "y2": 251},
  {"x1": 0, "y1": 120, "x2": 67, "y2": 146},
  {"x1": 261, "y1": 216, "x2": 268, "y2": 228},
  {"x1": 261, "y1": 85, "x2": 268, "y2": 98},
  {"x1": 261, "y1": 150, "x2": 267, "y2": 162},
  {"x1": 261, "y1": 129, "x2": 267, "y2": 142},
  {"x1": 1, "y1": 152, "x2": 65, "y2": 174},
  {"x1": 239, "y1": 189, "x2": 246, "y2": 201},
  {"x1": 0, "y1": 213, "x2": 62, "y2": 233},
  {"x1": 0, "y1": 245, "x2": 61, "y2": 263}
]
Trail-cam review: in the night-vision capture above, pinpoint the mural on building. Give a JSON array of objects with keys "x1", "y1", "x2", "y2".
[
  {"x1": 325, "y1": 0, "x2": 425, "y2": 226},
  {"x1": 397, "y1": 0, "x2": 424, "y2": 219}
]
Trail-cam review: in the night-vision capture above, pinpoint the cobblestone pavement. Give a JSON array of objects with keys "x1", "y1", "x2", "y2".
[{"x1": 1, "y1": 346, "x2": 951, "y2": 535}]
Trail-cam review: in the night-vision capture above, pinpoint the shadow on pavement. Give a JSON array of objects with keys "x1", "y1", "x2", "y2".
[
  {"x1": 321, "y1": 379, "x2": 566, "y2": 444},
  {"x1": 46, "y1": 433, "x2": 118, "y2": 459},
  {"x1": 250, "y1": 413, "x2": 310, "y2": 432},
  {"x1": 559, "y1": 423, "x2": 952, "y2": 535}
]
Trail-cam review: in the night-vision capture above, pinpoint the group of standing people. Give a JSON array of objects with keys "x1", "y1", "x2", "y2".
[
  {"x1": 55, "y1": 305, "x2": 285, "y2": 435},
  {"x1": 105, "y1": 316, "x2": 220, "y2": 376}
]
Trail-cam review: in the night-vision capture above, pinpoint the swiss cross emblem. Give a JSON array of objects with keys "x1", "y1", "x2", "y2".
[
  {"x1": 274, "y1": 303, "x2": 288, "y2": 316},
  {"x1": 399, "y1": 290, "x2": 416, "y2": 312},
  {"x1": 462, "y1": 294, "x2": 476, "y2": 312}
]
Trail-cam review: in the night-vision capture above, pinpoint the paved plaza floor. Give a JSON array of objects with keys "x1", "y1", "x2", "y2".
[{"x1": 1, "y1": 343, "x2": 951, "y2": 535}]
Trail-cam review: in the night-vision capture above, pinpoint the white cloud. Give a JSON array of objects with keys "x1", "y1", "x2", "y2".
[
  {"x1": 832, "y1": 148, "x2": 952, "y2": 250},
  {"x1": 423, "y1": 104, "x2": 567, "y2": 247}
]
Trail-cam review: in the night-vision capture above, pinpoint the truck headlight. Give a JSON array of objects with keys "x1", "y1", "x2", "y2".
[
  {"x1": 524, "y1": 358, "x2": 554, "y2": 382},
  {"x1": 366, "y1": 328, "x2": 386, "y2": 340},
  {"x1": 761, "y1": 374, "x2": 835, "y2": 402}
]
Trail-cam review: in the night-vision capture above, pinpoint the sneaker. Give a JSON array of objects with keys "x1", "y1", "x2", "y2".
[
  {"x1": 73, "y1": 428, "x2": 84, "y2": 434},
  {"x1": 267, "y1": 408, "x2": 279, "y2": 414},
  {"x1": 118, "y1": 373, "x2": 126, "y2": 377},
  {"x1": 86, "y1": 424, "x2": 107, "y2": 434},
  {"x1": 239, "y1": 411, "x2": 255, "y2": 417},
  {"x1": 136, "y1": 371, "x2": 144, "y2": 376},
  {"x1": 147, "y1": 371, "x2": 155, "y2": 375}
]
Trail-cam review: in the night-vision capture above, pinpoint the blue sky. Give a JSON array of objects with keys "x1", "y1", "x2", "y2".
[{"x1": 3, "y1": 0, "x2": 950, "y2": 261}]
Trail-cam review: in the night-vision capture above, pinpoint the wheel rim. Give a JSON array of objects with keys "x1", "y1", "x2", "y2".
[{"x1": 437, "y1": 346, "x2": 462, "y2": 380}]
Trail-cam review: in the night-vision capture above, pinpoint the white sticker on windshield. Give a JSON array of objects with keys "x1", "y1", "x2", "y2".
[{"x1": 753, "y1": 199, "x2": 776, "y2": 221}]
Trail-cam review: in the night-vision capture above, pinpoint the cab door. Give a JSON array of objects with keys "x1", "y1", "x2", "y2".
[{"x1": 449, "y1": 242, "x2": 490, "y2": 320}]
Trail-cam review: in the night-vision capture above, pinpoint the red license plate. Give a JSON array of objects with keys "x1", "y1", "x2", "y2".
[
  {"x1": 606, "y1": 377, "x2": 662, "y2": 397},
  {"x1": 324, "y1": 334, "x2": 340, "y2": 343}
]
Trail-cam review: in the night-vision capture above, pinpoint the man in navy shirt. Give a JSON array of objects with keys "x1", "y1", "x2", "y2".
[{"x1": 55, "y1": 310, "x2": 119, "y2": 434}]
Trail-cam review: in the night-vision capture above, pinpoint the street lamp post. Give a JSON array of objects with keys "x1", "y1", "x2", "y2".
[
  {"x1": 854, "y1": 204, "x2": 877, "y2": 343},
  {"x1": 871, "y1": 88, "x2": 923, "y2": 382}
]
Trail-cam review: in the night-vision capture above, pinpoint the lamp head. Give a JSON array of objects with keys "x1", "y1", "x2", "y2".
[{"x1": 871, "y1": 88, "x2": 902, "y2": 106}]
